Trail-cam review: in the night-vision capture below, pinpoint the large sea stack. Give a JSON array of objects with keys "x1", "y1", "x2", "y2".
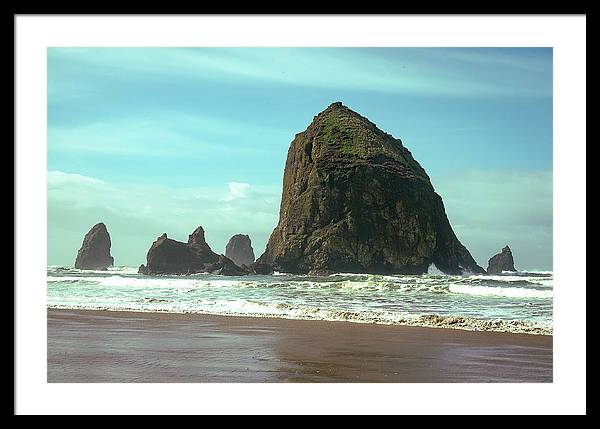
[
  {"x1": 138, "y1": 226, "x2": 246, "y2": 276},
  {"x1": 257, "y1": 102, "x2": 485, "y2": 275},
  {"x1": 74, "y1": 222, "x2": 114, "y2": 270},
  {"x1": 486, "y1": 246, "x2": 517, "y2": 274},
  {"x1": 225, "y1": 234, "x2": 256, "y2": 267}
]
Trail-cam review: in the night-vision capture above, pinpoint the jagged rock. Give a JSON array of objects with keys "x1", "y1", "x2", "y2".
[
  {"x1": 487, "y1": 246, "x2": 517, "y2": 274},
  {"x1": 139, "y1": 226, "x2": 246, "y2": 276},
  {"x1": 74, "y1": 222, "x2": 114, "y2": 270},
  {"x1": 257, "y1": 102, "x2": 485, "y2": 275},
  {"x1": 225, "y1": 234, "x2": 256, "y2": 267}
]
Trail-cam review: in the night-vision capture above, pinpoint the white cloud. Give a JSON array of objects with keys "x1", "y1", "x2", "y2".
[
  {"x1": 221, "y1": 182, "x2": 251, "y2": 202},
  {"x1": 47, "y1": 170, "x2": 105, "y2": 187}
]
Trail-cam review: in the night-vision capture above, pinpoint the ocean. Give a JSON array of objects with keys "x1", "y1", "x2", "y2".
[{"x1": 47, "y1": 266, "x2": 553, "y2": 335}]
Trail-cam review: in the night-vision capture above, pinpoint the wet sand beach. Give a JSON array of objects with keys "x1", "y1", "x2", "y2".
[{"x1": 47, "y1": 309, "x2": 552, "y2": 383}]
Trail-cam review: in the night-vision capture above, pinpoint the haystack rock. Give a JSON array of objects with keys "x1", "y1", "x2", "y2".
[
  {"x1": 225, "y1": 234, "x2": 256, "y2": 267},
  {"x1": 257, "y1": 102, "x2": 485, "y2": 275},
  {"x1": 138, "y1": 226, "x2": 247, "y2": 276},
  {"x1": 74, "y1": 222, "x2": 114, "y2": 270},
  {"x1": 486, "y1": 245, "x2": 517, "y2": 274}
]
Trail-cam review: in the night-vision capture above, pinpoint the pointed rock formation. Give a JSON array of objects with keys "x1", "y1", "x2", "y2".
[
  {"x1": 257, "y1": 102, "x2": 485, "y2": 275},
  {"x1": 74, "y1": 222, "x2": 114, "y2": 270},
  {"x1": 139, "y1": 226, "x2": 247, "y2": 276},
  {"x1": 225, "y1": 234, "x2": 256, "y2": 267},
  {"x1": 487, "y1": 246, "x2": 517, "y2": 274}
]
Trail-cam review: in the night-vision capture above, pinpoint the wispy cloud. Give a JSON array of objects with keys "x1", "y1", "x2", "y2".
[
  {"x1": 48, "y1": 48, "x2": 552, "y2": 100},
  {"x1": 424, "y1": 48, "x2": 551, "y2": 73},
  {"x1": 48, "y1": 114, "x2": 286, "y2": 158},
  {"x1": 48, "y1": 170, "x2": 280, "y2": 266},
  {"x1": 47, "y1": 170, "x2": 105, "y2": 187}
]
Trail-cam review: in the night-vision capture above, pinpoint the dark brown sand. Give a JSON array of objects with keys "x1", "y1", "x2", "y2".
[{"x1": 47, "y1": 309, "x2": 552, "y2": 383}]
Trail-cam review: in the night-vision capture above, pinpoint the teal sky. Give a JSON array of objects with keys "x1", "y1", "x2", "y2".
[{"x1": 47, "y1": 47, "x2": 553, "y2": 270}]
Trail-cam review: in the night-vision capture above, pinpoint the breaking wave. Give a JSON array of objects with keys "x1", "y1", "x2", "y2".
[
  {"x1": 449, "y1": 284, "x2": 553, "y2": 299},
  {"x1": 47, "y1": 266, "x2": 553, "y2": 335}
]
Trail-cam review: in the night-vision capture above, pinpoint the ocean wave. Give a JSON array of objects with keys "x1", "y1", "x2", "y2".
[
  {"x1": 468, "y1": 274, "x2": 552, "y2": 286},
  {"x1": 47, "y1": 267, "x2": 553, "y2": 335},
  {"x1": 449, "y1": 283, "x2": 552, "y2": 298},
  {"x1": 47, "y1": 271, "x2": 553, "y2": 296}
]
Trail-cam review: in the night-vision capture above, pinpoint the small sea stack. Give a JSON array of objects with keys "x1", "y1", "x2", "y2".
[
  {"x1": 74, "y1": 222, "x2": 114, "y2": 270},
  {"x1": 486, "y1": 245, "x2": 517, "y2": 274},
  {"x1": 138, "y1": 226, "x2": 247, "y2": 276},
  {"x1": 225, "y1": 234, "x2": 256, "y2": 267}
]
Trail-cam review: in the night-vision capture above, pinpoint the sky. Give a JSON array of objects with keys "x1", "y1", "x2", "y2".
[{"x1": 47, "y1": 47, "x2": 553, "y2": 270}]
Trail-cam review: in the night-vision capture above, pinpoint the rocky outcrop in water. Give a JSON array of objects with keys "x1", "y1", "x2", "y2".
[
  {"x1": 206, "y1": 255, "x2": 248, "y2": 276},
  {"x1": 74, "y1": 222, "x2": 114, "y2": 270},
  {"x1": 486, "y1": 245, "x2": 517, "y2": 274},
  {"x1": 139, "y1": 226, "x2": 247, "y2": 276},
  {"x1": 225, "y1": 234, "x2": 256, "y2": 267},
  {"x1": 257, "y1": 102, "x2": 485, "y2": 275}
]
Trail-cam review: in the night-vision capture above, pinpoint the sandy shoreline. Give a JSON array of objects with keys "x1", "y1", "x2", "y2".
[{"x1": 47, "y1": 308, "x2": 552, "y2": 383}]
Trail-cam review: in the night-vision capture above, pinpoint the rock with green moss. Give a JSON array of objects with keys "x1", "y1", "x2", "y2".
[{"x1": 257, "y1": 102, "x2": 485, "y2": 275}]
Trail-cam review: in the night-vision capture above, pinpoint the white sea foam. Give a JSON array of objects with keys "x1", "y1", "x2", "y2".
[
  {"x1": 47, "y1": 299, "x2": 552, "y2": 335},
  {"x1": 328, "y1": 272, "x2": 369, "y2": 278},
  {"x1": 47, "y1": 276, "x2": 86, "y2": 282},
  {"x1": 469, "y1": 274, "x2": 553, "y2": 287},
  {"x1": 47, "y1": 266, "x2": 140, "y2": 276},
  {"x1": 272, "y1": 271, "x2": 290, "y2": 276},
  {"x1": 47, "y1": 267, "x2": 553, "y2": 335},
  {"x1": 427, "y1": 263, "x2": 444, "y2": 275},
  {"x1": 449, "y1": 283, "x2": 552, "y2": 298}
]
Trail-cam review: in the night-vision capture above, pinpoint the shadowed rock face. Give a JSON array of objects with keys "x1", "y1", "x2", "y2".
[
  {"x1": 74, "y1": 222, "x2": 114, "y2": 270},
  {"x1": 487, "y1": 246, "x2": 517, "y2": 274},
  {"x1": 247, "y1": 262, "x2": 274, "y2": 275},
  {"x1": 257, "y1": 102, "x2": 485, "y2": 275},
  {"x1": 138, "y1": 226, "x2": 246, "y2": 276},
  {"x1": 206, "y1": 255, "x2": 248, "y2": 276},
  {"x1": 225, "y1": 234, "x2": 256, "y2": 267}
]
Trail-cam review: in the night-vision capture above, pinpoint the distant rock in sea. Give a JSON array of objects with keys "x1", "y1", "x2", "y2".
[
  {"x1": 139, "y1": 226, "x2": 247, "y2": 276},
  {"x1": 487, "y1": 245, "x2": 517, "y2": 274},
  {"x1": 74, "y1": 222, "x2": 114, "y2": 270},
  {"x1": 257, "y1": 102, "x2": 485, "y2": 275},
  {"x1": 225, "y1": 234, "x2": 256, "y2": 267}
]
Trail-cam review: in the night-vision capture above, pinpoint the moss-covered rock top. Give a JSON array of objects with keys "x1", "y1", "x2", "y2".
[{"x1": 306, "y1": 102, "x2": 430, "y2": 183}]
